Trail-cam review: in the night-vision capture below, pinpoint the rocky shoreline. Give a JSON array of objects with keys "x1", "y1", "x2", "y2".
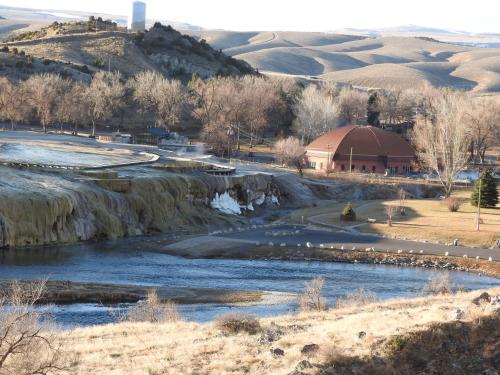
[{"x1": 164, "y1": 239, "x2": 500, "y2": 279}]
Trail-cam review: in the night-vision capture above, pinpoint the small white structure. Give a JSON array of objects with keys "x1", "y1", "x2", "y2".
[{"x1": 128, "y1": 1, "x2": 146, "y2": 32}]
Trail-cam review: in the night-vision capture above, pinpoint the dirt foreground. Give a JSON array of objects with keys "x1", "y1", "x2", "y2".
[{"x1": 62, "y1": 287, "x2": 500, "y2": 375}]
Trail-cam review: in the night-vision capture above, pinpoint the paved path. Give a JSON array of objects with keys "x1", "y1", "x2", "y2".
[{"x1": 218, "y1": 224, "x2": 500, "y2": 261}]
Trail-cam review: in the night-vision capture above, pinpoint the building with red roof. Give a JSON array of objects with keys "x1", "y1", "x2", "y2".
[{"x1": 305, "y1": 125, "x2": 416, "y2": 174}]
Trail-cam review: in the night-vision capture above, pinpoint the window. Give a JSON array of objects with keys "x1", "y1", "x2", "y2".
[
  {"x1": 394, "y1": 166, "x2": 399, "y2": 174},
  {"x1": 310, "y1": 162, "x2": 316, "y2": 169},
  {"x1": 372, "y1": 166, "x2": 376, "y2": 172},
  {"x1": 320, "y1": 162, "x2": 323, "y2": 170},
  {"x1": 351, "y1": 164, "x2": 356, "y2": 171},
  {"x1": 361, "y1": 165, "x2": 366, "y2": 172},
  {"x1": 341, "y1": 164, "x2": 345, "y2": 171}
]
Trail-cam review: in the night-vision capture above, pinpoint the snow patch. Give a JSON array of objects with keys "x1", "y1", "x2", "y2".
[
  {"x1": 211, "y1": 192, "x2": 241, "y2": 215},
  {"x1": 271, "y1": 194, "x2": 280, "y2": 206},
  {"x1": 255, "y1": 193, "x2": 266, "y2": 206}
]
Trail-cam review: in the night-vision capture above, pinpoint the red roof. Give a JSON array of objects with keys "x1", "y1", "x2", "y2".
[{"x1": 306, "y1": 125, "x2": 415, "y2": 158}]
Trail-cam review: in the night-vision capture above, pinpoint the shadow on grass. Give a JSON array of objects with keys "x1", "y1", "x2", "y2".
[{"x1": 319, "y1": 312, "x2": 500, "y2": 375}]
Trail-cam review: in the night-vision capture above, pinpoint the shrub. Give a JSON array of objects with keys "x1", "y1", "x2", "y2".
[
  {"x1": 335, "y1": 288, "x2": 378, "y2": 309},
  {"x1": 442, "y1": 196, "x2": 462, "y2": 212},
  {"x1": 422, "y1": 273, "x2": 453, "y2": 295},
  {"x1": 93, "y1": 58, "x2": 104, "y2": 68},
  {"x1": 299, "y1": 277, "x2": 327, "y2": 312},
  {"x1": 215, "y1": 313, "x2": 261, "y2": 335},
  {"x1": 340, "y1": 203, "x2": 356, "y2": 222},
  {"x1": 123, "y1": 289, "x2": 181, "y2": 323},
  {"x1": 387, "y1": 335, "x2": 406, "y2": 353},
  {"x1": 471, "y1": 170, "x2": 498, "y2": 208},
  {"x1": 0, "y1": 280, "x2": 70, "y2": 374},
  {"x1": 0, "y1": 46, "x2": 8, "y2": 52}
]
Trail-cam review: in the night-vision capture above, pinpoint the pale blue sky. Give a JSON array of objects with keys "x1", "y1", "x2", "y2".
[{"x1": 2, "y1": 0, "x2": 499, "y2": 33}]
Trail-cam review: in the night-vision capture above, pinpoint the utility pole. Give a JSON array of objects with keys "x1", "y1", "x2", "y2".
[
  {"x1": 327, "y1": 144, "x2": 331, "y2": 175},
  {"x1": 349, "y1": 147, "x2": 353, "y2": 173},
  {"x1": 476, "y1": 170, "x2": 482, "y2": 231}
]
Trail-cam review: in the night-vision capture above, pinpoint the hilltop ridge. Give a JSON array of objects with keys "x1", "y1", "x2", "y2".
[{"x1": 0, "y1": 21, "x2": 255, "y2": 81}]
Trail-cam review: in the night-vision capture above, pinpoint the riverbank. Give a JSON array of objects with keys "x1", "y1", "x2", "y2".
[
  {"x1": 0, "y1": 280, "x2": 291, "y2": 305},
  {"x1": 61, "y1": 287, "x2": 500, "y2": 375},
  {"x1": 165, "y1": 236, "x2": 500, "y2": 279}
]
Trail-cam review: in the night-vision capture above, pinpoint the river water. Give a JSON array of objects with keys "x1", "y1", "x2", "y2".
[{"x1": 1, "y1": 239, "x2": 499, "y2": 327}]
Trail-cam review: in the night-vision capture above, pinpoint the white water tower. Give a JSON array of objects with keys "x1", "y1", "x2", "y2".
[{"x1": 128, "y1": 0, "x2": 146, "y2": 32}]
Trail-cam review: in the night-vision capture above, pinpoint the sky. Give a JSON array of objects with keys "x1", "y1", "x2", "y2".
[{"x1": 2, "y1": 0, "x2": 500, "y2": 33}]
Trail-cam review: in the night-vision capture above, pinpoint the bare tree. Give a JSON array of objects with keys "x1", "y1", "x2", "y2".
[
  {"x1": 464, "y1": 97, "x2": 500, "y2": 165},
  {"x1": 85, "y1": 71, "x2": 125, "y2": 136},
  {"x1": 299, "y1": 277, "x2": 327, "y2": 312},
  {"x1": 154, "y1": 78, "x2": 184, "y2": 129},
  {"x1": 334, "y1": 86, "x2": 368, "y2": 125},
  {"x1": 241, "y1": 76, "x2": 280, "y2": 147},
  {"x1": 131, "y1": 71, "x2": 185, "y2": 130},
  {"x1": 130, "y1": 70, "x2": 158, "y2": 127},
  {"x1": 293, "y1": 84, "x2": 340, "y2": 144},
  {"x1": 412, "y1": 89, "x2": 471, "y2": 197},
  {"x1": 379, "y1": 87, "x2": 417, "y2": 125},
  {"x1": 273, "y1": 136, "x2": 305, "y2": 175},
  {"x1": 0, "y1": 281, "x2": 69, "y2": 374},
  {"x1": 0, "y1": 78, "x2": 26, "y2": 130},
  {"x1": 398, "y1": 188, "x2": 407, "y2": 216},
  {"x1": 23, "y1": 73, "x2": 69, "y2": 132},
  {"x1": 385, "y1": 205, "x2": 397, "y2": 226},
  {"x1": 62, "y1": 82, "x2": 91, "y2": 134}
]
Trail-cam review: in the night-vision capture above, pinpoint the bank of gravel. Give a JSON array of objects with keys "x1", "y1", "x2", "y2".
[{"x1": 0, "y1": 280, "x2": 279, "y2": 305}]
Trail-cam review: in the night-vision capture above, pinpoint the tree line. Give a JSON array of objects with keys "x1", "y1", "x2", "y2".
[{"x1": 0, "y1": 72, "x2": 498, "y2": 184}]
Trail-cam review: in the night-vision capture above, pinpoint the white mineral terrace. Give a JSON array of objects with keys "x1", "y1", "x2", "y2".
[{"x1": 0, "y1": 140, "x2": 158, "y2": 168}]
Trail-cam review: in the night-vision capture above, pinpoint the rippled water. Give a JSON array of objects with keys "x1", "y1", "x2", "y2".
[{"x1": 1, "y1": 241, "x2": 498, "y2": 327}]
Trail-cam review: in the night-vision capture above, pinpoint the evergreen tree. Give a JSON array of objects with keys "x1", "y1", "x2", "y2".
[
  {"x1": 367, "y1": 92, "x2": 380, "y2": 126},
  {"x1": 471, "y1": 170, "x2": 498, "y2": 208}
]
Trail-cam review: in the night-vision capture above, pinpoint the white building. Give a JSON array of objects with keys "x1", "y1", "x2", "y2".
[{"x1": 128, "y1": 1, "x2": 146, "y2": 32}]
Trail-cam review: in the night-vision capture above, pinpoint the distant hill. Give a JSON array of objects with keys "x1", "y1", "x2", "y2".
[
  {"x1": 0, "y1": 22, "x2": 255, "y2": 81},
  {"x1": 184, "y1": 30, "x2": 500, "y2": 94}
]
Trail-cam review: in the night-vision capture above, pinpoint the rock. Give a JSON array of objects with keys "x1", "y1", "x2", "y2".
[
  {"x1": 301, "y1": 343, "x2": 320, "y2": 355},
  {"x1": 270, "y1": 347, "x2": 285, "y2": 357},
  {"x1": 472, "y1": 292, "x2": 491, "y2": 306},
  {"x1": 358, "y1": 331, "x2": 367, "y2": 339},
  {"x1": 449, "y1": 308, "x2": 465, "y2": 320},
  {"x1": 258, "y1": 329, "x2": 283, "y2": 344},
  {"x1": 295, "y1": 360, "x2": 314, "y2": 370},
  {"x1": 287, "y1": 371, "x2": 307, "y2": 375}
]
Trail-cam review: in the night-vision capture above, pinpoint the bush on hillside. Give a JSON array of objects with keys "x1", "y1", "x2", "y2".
[{"x1": 215, "y1": 314, "x2": 261, "y2": 335}]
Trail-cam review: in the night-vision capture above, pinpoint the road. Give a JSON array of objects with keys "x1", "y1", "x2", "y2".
[{"x1": 218, "y1": 224, "x2": 500, "y2": 261}]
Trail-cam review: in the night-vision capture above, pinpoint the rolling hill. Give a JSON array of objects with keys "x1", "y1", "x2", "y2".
[{"x1": 186, "y1": 30, "x2": 500, "y2": 94}]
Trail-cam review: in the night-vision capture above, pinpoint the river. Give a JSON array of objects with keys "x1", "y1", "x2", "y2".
[{"x1": 1, "y1": 238, "x2": 499, "y2": 327}]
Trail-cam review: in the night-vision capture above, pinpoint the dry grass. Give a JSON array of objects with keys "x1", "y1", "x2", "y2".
[
  {"x1": 60, "y1": 287, "x2": 500, "y2": 374},
  {"x1": 290, "y1": 193, "x2": 499, "y2": 248},
  {"x1": 335, "y1": 288, "x2": 379, "y2": 309},
  {"x1": 421, "y1": 273, "x2": 455, "y2": 295}
]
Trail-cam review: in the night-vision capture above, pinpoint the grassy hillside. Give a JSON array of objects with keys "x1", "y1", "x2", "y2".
[
  {"x1": 186, "y1": 30, "x2": 500, "y2": 93},
  {"x1": 0, "y1": 22, "x2": 255, "y2": 81}
]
